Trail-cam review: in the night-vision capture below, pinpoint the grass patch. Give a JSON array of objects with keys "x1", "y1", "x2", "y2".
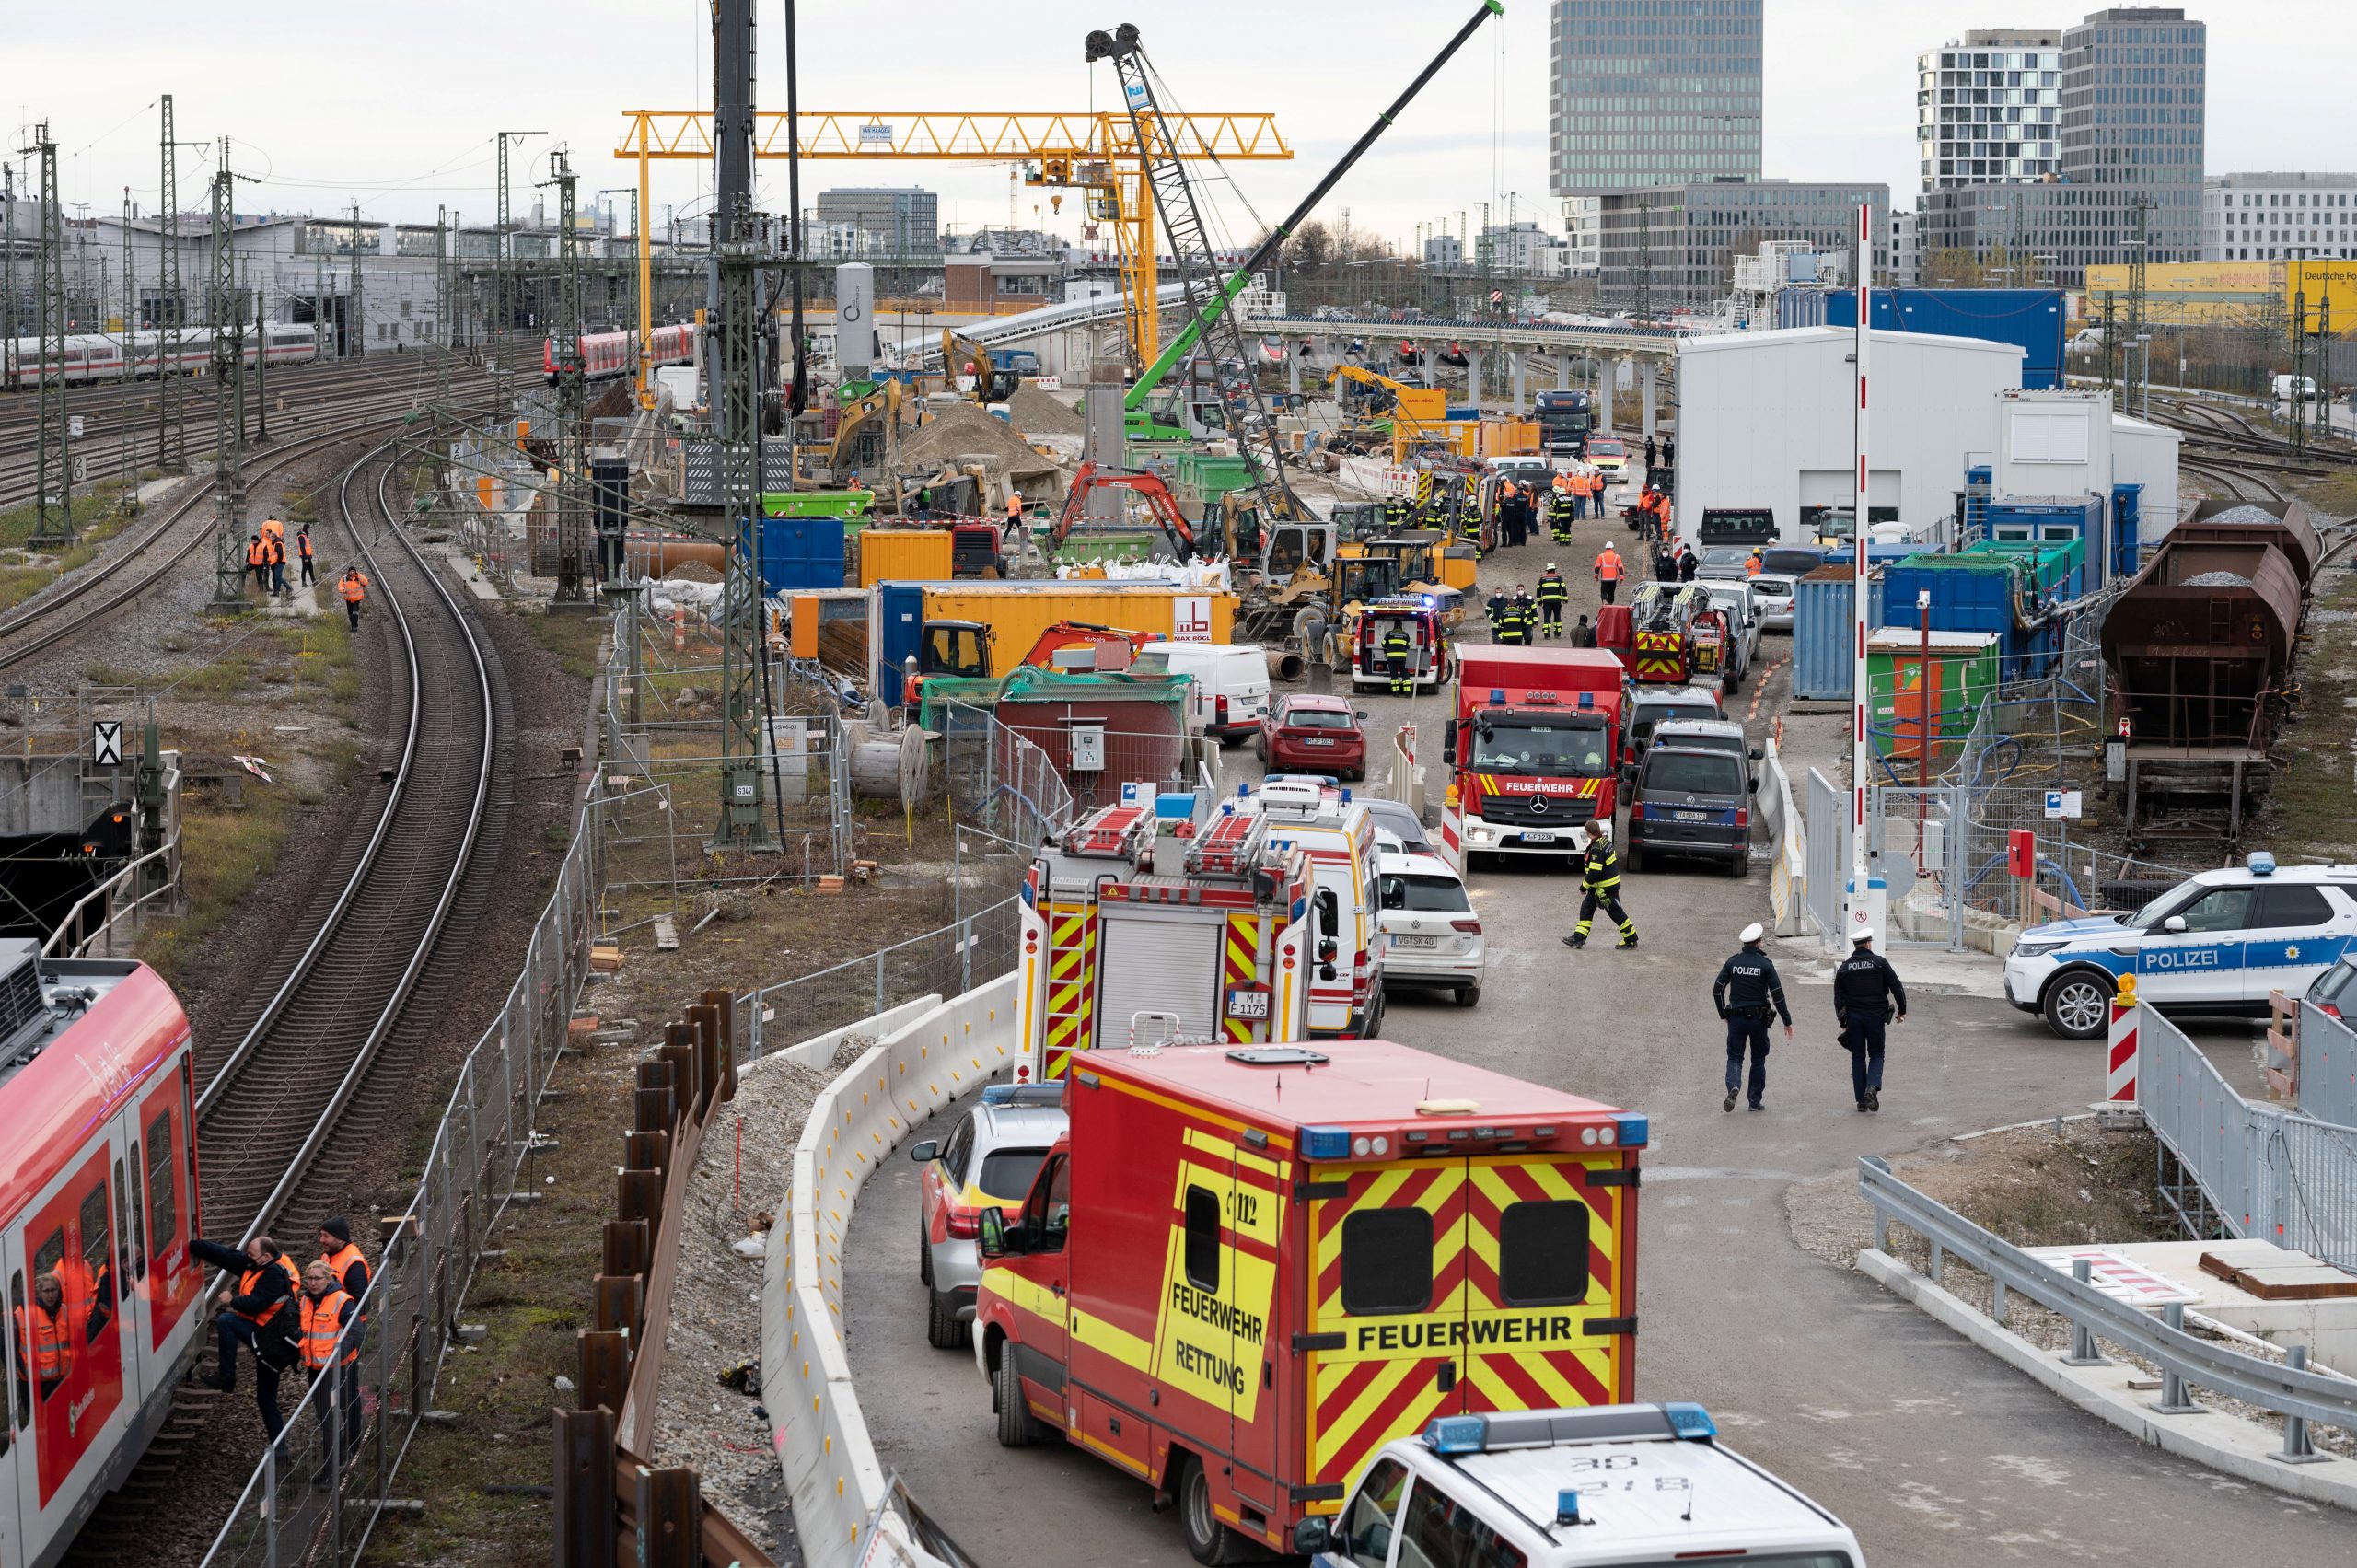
[
  {"x1": 0, "y1": 481, "x2": 132, "y2": 547},
  {"x1": 2297, "y1": 468, "x2": 2357, "y2": 517},
  {"x1": 526, "y1": 607, "x2": 610, "y2": 680},
  {"x1": 0, "y1": 495, "x2": 141, "y2": 617},
  {"x1": 138, "y1": 787, "x2": 296, "y2": 986},
  {"x1": 2258, "y1": 563, "x2": 2357, "y2": 862}
]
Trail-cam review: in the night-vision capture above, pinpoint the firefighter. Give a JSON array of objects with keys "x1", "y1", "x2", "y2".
[
  {"x1": 1561, "y1": 821, "x2": 1636, "y2": 950},
  {"x1": 297, "y1": 1260, "x2": 362, "y2": 1481},
  {"x1": 245, "y1": 533, "x2": 268, "y2": 593},
  {"x1": 1713, "y1": 922, "x2": 1793, "y2": 1113},
  {"x1": 1512, "y1": 583, "x2": 1537, "y2": 641},
  {"x1": 1381, "y1": 620, "x2": 1415, "y2": 696},
  {"x1": 1834, "y1": 929, "x2": 1909, "y2": 1113},
  {"x1": 1485, "y1": 587, "x2": 1509, "y2": 640},
  {"x1": 1383, "y1": 493, "x2": 1409, "y2": 528},
  {"x1": 1535, "y1": 563, "x2": 1569, "y2": 638},
  {"x1": 1548, "y1": 481, "x2": 1574, "y2": 543},
  {"x1": 191, "y1": 1235, "x2": 301, "y2": 1442},
  {"x1": 296, "y1": 526, "x2": 316, "y2": 586},
  {"x1": 1594, "y1": 542, "x2": 1625, "y2": 604},
  {"x1": 338, "y1": 568, "x2": 369, "y2": 631},
  {"x1": 1495, "y1": 588, "x2": 1527, "y2": 645},
  {"x1": 14, "y1": 1272, "x2": 70, "y2": 1401}
]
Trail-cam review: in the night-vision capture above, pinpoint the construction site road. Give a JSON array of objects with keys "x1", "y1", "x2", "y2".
[{"x1": 841, "y1": 470, "x2": 2353, "y2": 1564}]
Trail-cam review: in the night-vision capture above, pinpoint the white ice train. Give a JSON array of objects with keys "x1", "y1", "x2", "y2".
[{"x1": 0, "y1": 324, "x2": 320, "y2": 388}]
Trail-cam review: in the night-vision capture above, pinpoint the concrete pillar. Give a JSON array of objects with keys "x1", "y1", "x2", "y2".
[
  {"x1": 1641, "y1": 359, "x2": 1658, "y2": 440},
  {"x1": 1289, "y1": 350, "x2": 1301, "y2": 400},
  {"x1": 1463, "y1": 348, "x2": 1481, "y2": 414},
  {"x1": 1509, "y1": 350, "x2": 1526, "y2": 416},
  {"x1": 1556, "y1": 354, "x2": 1572, "y2": 392},
  {"x1": 1598, "y1": 361, "x2": 1613, "y2": 433}
]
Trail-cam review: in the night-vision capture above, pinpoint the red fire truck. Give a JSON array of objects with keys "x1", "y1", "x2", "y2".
[
  {"x1": 1439, "y1": 646, "x2": 1625, "y2": 870},
  {"x1": 970, "y1": 1038, "x2": 1646, "y2": 1564},
  {"x1": 1017, "y1": 802, "x2": 1315, "y2": 1083}
]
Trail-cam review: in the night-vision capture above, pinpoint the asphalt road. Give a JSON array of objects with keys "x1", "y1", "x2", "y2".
[{"x1": 840, "y1": 506, "x2": 2351, "y2": 1565}]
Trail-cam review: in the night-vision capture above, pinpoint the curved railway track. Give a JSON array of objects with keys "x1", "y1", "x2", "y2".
[{"x1": 61, "y1": 435, "x2": 514, "y2": 1565}]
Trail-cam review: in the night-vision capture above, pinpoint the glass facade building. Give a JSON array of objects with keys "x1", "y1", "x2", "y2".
[
  {"x1": 813, "y1": 187, "x2": 940, "y2": 258},
  {"x1": 1550, "y1": 0, "x2": 1763, "y2": 195},
  {"x1": 1918, "y1": 29, "x2": 2064, "y2": 192},
  {"x1": 1596, "y1": 180, "x2": 1889, "y2": 308}
]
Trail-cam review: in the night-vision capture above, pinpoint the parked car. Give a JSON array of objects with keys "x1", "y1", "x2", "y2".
[
  {"x1": 1748, "y1": 573, "x2": 1797, "y2": 632},
  {"x1": 1624, "y1": 684, "x2": 1725, "y2": 763},
  {"x1": 2306, "y1": 951, "x2": 2357, "y2": 1020},
  {"x1": 1136, "y1": 639, "x2": 1269, "y2": 743},
  {"x1": 910, "y1": 1085, "x2": 1066, "y2": 1348},
  {"x1": 1585, "y1": 436, "x2": 1629, "y2": 480},
  {"x1": 1363, "y1": 796, "x2": 1434, "y2": 856},
  {"x1": 1697, "y1": 544, "x2": 1754, "y2": 578},
  {"x1": 1626, "y1": 743, "x2": 1754, "y2": 877},
  {"x1": 1647, "y1": 717, "x2": 1761, "y2": 778},
  {"x1": 1761, "y1": 544, "x2": 1828, "y2": 577},
  {"x1": 1376, "y1": 851, "x2": 1484, "y2": 1006},
  {"x1": 1257, "y1": 692, "x2": 1368, "y2": 780}
]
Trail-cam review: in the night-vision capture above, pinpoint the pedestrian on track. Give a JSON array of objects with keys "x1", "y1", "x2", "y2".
[
  {"x1": 338, "y1": 568, "x2": 369, "y2": 632},
  {"x1": 190, "y1": 1235, "x2": 301, "y2": 1443},
  {"x1": 1713, "y1": 923, "x2": 1792, "y2": 1112},
  {"x1": 1834, "y1": 929, "x2": 1908, "y2": 1112}
]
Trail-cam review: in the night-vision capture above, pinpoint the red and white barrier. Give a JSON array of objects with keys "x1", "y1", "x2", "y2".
[{"x1": 2106, "y1": 973, "x2": 2141, "y2": 1106}]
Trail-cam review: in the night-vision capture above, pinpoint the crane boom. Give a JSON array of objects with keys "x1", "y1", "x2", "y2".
[{"x1": 1111, "y1": 0, "x2": 1504, "y2": 417}]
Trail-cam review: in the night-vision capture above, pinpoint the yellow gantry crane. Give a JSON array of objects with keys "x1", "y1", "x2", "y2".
[{"x1": 614, "y1": 110, "x2": 1289, "y2": 403}]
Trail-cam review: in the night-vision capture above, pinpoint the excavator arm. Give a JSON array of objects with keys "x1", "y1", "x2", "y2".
[
  {"x1": 941, "y1": 328, "x2": 1017, "y2": 404},
  {"x1": 1051, "y1": 460, "x2": 1197, "y2": 560}
]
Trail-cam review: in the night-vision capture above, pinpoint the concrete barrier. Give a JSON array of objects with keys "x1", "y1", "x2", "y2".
[
  {"x1": 764, "y1": 974, "x2": 1023, "y2": 1568},
  {"x1": 1759, "y1": 738, "x2": 1816, "y2": 936}
]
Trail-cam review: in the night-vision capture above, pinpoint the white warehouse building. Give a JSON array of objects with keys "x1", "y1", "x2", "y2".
[{"x1": 1672, "y1": 326, "x2": 2022, "y2": 544}]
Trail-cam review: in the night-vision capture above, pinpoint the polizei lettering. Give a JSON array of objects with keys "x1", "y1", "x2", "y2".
[
  {"x1": 1355, "y1": 1315, "x2": 1583, "y2": 1352},
  {"x1": 1168, "y1": 1278, "x2": 1265, "y2": 1347}
]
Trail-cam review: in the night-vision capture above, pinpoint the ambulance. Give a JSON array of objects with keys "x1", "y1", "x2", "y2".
[{"x1": 970, "y1": 1038, "x2": 1646, "y2": 1566}]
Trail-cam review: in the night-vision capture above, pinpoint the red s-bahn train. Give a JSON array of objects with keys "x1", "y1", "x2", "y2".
[
  {"x1": 542, "y1": 322, "x2": 698, "y2": 382},
  {"x1": 0, "y1": 941, "x2": 203, "y2": 1568}
]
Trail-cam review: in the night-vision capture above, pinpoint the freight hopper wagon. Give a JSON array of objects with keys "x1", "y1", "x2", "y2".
[
  {"x1": 2100, "y1": 499, "x2": 2318, "y2": 841},
  {"x1": 1016, "y1": 803, "x2": 1314, "y2": 1083}
]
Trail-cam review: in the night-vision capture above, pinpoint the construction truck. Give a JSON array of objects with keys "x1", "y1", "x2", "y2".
[
  {"x1": 1440, "y1": 646, "x2": 1626, "y2": 869},
  {"x1": 970, "y1": 1034, "x2": 1645, "y2": 1562}
]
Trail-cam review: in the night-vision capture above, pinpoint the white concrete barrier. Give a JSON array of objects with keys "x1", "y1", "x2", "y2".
[
  {"x1": 764, "y1": 975, "x2": 1023, "y2": 1568},
  {"x1": 1759, "y1": 738, "x2": 1816, "y2": 937}
]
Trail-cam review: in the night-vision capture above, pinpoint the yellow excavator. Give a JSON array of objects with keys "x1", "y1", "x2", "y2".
[
  {"x1": 940, "y1": 328, "x2": 1021, "y2": 404},
  {"x1": 1328, "y1": 364, "x2": 1456, "y2": 465},
  {"x1": 827, "y1": 376, "x2": 905, "y2": 477}
]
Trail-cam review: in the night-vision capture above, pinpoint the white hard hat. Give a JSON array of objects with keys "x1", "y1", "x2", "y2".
[
  {"x1": 1738, "y1": 923, "x2": 1764, "y2": 944},
  {"x1": 1852, "y1": 927, "x2": 1875, "y2": 944}
]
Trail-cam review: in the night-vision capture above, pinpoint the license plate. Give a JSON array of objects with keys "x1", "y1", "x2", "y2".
[
  {"x1": 1519, "y1": 829, "x2": 1557, "y2": 843},
  {"x1": 1676, "y1": 810, "x2": 1709, "y2": 822},
  {"x1": 1392, "y1": 935, "x2": 1439, "y2": 949},
  {"x1": 1302, "y1": 738, "x2": 1333, "y2": 746}
]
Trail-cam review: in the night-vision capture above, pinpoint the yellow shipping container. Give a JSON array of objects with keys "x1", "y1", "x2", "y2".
[
  {"x1": 911, "y1": 582, "x2": 1237, "y2": 679},
  {"x1": 2288, "y1": 261, "x2": 2357, "y2": 335},
  {"x1": 858, "y1": 528, "x2": 955, "y2": 587}
]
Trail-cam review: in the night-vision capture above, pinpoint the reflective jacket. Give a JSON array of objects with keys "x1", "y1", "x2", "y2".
[
  {"x1": 1382, "y1": 628, "x2": 1413, "y2": 660},
  {"x1": 1580, "y1": 840, "x2": 1620, "y2": 890},
  {"x1": 300, "y1": 1289, "x2": 358, "y2": 1370},
  {"x1": 1535, "y1": 575, "x2": 1569, "y2": 605},
  {"x1": 246, "y1": 540, "x2": 266, "y2": 568},
  {"x1": 16, "y1": 1303, "x2": 68, "y2": 1382},
  {"x1": 339, "y1": 574, "x2": 368, "y2": 605},
  {"x1": 320, "y1": 1242, "x2": 371, "y2": 1302},
  {"x1": 238, "y1": 1256, "x2": 301, "y2": 1327},
  {"x1": 296, "y1": 531, "x2": 314, "y2": 561},
  {"x1": 1594, "y1": 550, "x2": 1624, "y2": 581}
]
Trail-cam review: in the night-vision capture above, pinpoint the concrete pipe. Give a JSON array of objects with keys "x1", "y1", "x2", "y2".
[
  {"x1": 627, "y1": 535, "x2": 728, "y2": 576},
  {"x1": 1264, "y1": 647, "x2": 1307, "y2": 683}
]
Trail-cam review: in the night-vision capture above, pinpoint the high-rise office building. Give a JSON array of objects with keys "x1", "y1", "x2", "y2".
[
  {"x1": 1920, "y1": 7, "x2": 2204, "y2": 286},
  {"x1": 1550, "y1": 0, "x2": 1762, "y2": 195},
  {"x1": 1596, "y1": 180, "x2": 1888, "y2": 308},
  {"x1": 1917, "y1": 29, "x2": 2064, "y2": 196},
  {"x1": 2204, "y1": 172, "x2": 2357, "y2": 262},
  {"x1": 813, "y1": 187, "x2": 940, "y2": 258}
]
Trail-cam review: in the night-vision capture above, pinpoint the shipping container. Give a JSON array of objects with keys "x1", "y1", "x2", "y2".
[
  {"x1": 1882, "y1": 552, "x2": 2059, "y2": 679},
  {"x1": 1979, "y1": 494, "x2": 2102, "y2": 586},
  {"x1": 1962, "y1": 533, "x2": 2085, "y2": 603},
  {"x1": 756, "y1": 514, "x2": 846, "y2": 591},
  {"x1": 1866, "y1": 629, "x2": 2000, "y2": 761},
  {"x1": 1791, "y1": 565, "x2": 1885, "y2": 701},
  {"x1": 871, "y1": 580, "x2": 1237, "y2": 706},
  {"x1": 2109, "y1": 482, "x2": 2142, "y2": 577},
  {"x1": 856, "y1": 528, "x2": 955, "y2": 588},
  {"x1": 1173, "y1": 451, "x2": 1254, "y2": 504},
  {"x1": 1826, "y1": 288, "x2": 2065, "y2": 389}
]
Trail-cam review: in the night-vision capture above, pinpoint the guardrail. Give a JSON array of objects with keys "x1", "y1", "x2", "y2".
[
  {"x1": 2137, "y1": 1003, "x2": 2357, "y2": 1272},
  {"x1": 41, "y1": 831, "x2": 180, "y2": 958},
  {"x1": 766, "y1": 974, "x2": 1022, "y2": 1568},
  {"x1": 1858, "y1": 1155, "x2": 2357, "y2": 1457}
]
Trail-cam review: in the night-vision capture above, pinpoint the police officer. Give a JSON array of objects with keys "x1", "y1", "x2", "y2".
[
  {"x1": 1561, "y1": 821, "x2": 1636, "y2": 950},
  {"x1": 1644, "y1": 434, "x2": 1658, "y2": 470},
  {"x1": 1382, "y1": 620, "x2": 1414, "y2": 696},
  {"x1": 1535, "y1": 564, "x2": 1569, "y2": 638},
  {"x1": 1713, "y1": 923, "x2": 1792, "y2": 1113},
  {"x1": 1834, "y1": 929, "x2": 1909, "y2": 1112}
]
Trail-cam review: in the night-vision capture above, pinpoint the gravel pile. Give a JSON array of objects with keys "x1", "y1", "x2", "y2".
[
  {"x1": 898, "y1": 401, "x2": 1061, "y2": 481},
  {"x1": 2182, "y1": 570, "x2": 2254, "y2": 588},
  {"x1": 1004, "y1": 384, "x2": 1086, "y2": 437},
  {"x1": 2199, "y1": 505, "x2": 2285, "y2": 527},
  {"x1": 647, "y1": 1041, "x2": 843, "y2": 1558}
]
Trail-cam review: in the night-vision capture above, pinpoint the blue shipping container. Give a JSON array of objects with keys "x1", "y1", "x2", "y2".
[
  {"x1": 1980, "y1": 494, "x2": 2101, "y2": 593},
  {"x1": 757, "y1": 514, "x2": 847, "y2": 593},
  {"x1": 1792, "y1": 571, "x2": 1886, "y2": 701},
  {"x1": 2109, "y1": 482, "x2": 2142, "y2": 578},
  {"x1": 1825, "y1": 288, "x2": 2064, "y2": 389},
  {"x1": 1880, "y1": 557, "x2": 2059, "y2": 679},
  {"x1": 876, "y1": 582, "x2": 927, "y2": 706}
]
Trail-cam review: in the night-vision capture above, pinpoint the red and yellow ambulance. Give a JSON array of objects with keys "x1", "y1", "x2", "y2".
[{"x1": 970, "y1": 1039, "x2": 1644, "y2": 1564}]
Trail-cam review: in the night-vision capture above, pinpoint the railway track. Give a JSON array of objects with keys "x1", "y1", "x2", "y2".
[{"x1": 63, "y1": 435, "x2": 512, "y2": 1565}]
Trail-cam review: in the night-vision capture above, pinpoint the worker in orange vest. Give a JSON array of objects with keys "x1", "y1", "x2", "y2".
[
  {"x1": 1594, "y1": 543, "x2": 1626, "y2": 605},
  {"x1": 245, "y1": 534, "x2": 268, "y2": 594},
  {"x1": 297, "y1": 1260, "x2": 362, "y2": 1481},
  {"x1": 191, "y1": 1234, "x2": 302, "y2": 1441},
  {"x1": 14, "y1": 1272, "x2": 70, "y2": 1400},
  {"x1": 1746, "y1": 549, "x2": 1764, "y2": 577},
  {"x1": 296, "y1": 526, "x2": 316, "y2": 587},
  {"x1": 339, "y1": 568, "x2": 369, "y2": 631}
]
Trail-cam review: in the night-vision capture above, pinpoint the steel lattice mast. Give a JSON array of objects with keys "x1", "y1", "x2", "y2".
[
  {"x1": 158, "y1": 95, "x2": 180, "y2": 468},
  {"x1": 712, "y1": 0, "x2": 772, "y2": 845},
  {"x1": 549, "y1": 150, "x2": 589, "y2": 603},
  {"x1": 207, "y1": 141, "x2": 249, "y2": 611},
  {"x1": 29, "y1": 123, "x2": 73, "y2": 547}
]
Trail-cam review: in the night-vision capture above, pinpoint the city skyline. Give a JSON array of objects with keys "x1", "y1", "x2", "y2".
[{"x1": 4, "y1": 0, "x2": 2347, "y2": 255}]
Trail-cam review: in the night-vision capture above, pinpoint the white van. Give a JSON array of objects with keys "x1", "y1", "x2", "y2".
[{"x1": 1135, "y1": 640, "x2": 1270, "y2": 744}]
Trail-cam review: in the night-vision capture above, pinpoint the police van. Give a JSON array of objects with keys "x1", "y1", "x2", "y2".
[
  {"x1": 2004, "y1": 854, "x2": 2357, "y2": 1039},
  {"x1": 1296, "y1": 1403, "x2": 1864, "y2": 1568}
]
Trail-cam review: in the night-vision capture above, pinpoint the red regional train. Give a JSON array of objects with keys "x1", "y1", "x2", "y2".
[
  {"x1": 542, "y1": 322, "x2": 697, "y2": 382},
  {"x1": 0, "y1": 940, "x2": 203, "y2": 1568}
]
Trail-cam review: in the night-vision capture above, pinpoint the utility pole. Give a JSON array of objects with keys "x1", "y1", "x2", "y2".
[
  {"x1": 121, "y1": 188, "x2": 134, "y2": 340},
  {"x1": 4, "y1": 160, "x2": 17, "y2": 391},
  {"x1": 1845, "y1": 199, "x2": 1878, "y2": 942},
  {"x1": 28, "y1": 123, "x2": 73, "y2": 549},
  {"x1": 348, "y1": 202, "x2": 365, "y2": 361},
  {"x1": 1634, "y1": 201, "x2": 1653, "y2": 321},
  {"x1": 2123, "y1": 193, "x2": 2152, "y2": 413},
  {"x1": 253, "y1": 277, "x2": 268, "y2": 443},
  {"x1": 435, "y1": 204, "x2": 453, "y2": 410},
  {"x1": 494, "y1": 132, "x2": 547, "y2": 419},
  {"x1": 158, "y1": 96, "x2": 180, "y2": 468},
  {"x1": 2098, "y1": 290, "x2": 2119, "y2": 389},
  {"x1": 207, "y1": 139, "x2": 250, "y2": 613},
  {"x1": 713, "y1": 0, "x2": 772, "y2": 847},
  {"x1": 545, "y1": 150, "x2": 589, "y2": 604}
]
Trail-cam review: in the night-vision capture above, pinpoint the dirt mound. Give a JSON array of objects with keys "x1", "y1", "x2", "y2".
[
  {"x1": 896, "y1": 401, "x2": 1061, "y2": 480},
  {"x1": 1006, "y1": 384, "x2": 1086, "y2": 437},
  {"x1": 664, "y1": 560, "x2": 724, "y2": 584}
]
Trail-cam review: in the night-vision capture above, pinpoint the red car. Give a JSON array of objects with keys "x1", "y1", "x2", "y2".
[{"x1": 1256, "y1": 692, "x2": 1368, "y2": 780}]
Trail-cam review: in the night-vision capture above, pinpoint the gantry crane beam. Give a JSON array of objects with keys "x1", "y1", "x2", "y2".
[{"x1": 615, "y1": 109, "x2": 1288, "y2": 397}]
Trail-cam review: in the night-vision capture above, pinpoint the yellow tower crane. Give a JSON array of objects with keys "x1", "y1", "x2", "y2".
[{"x1": 614, "y1": 110, "x2": 1289, "y2": 405}]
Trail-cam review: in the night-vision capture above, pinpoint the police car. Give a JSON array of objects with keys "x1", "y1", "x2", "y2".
[
  {"x1": 2004, "y1": 854, "x2": 2357, "y2": 1040},
  {"x1": 1295, "y1": 1403, "x2": 1864, "y2": 1568}
]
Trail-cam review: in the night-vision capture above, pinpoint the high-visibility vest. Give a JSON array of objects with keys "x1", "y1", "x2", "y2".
[
  {"x1": 340, "y1": 575, "x2": 367, "y2": 605},
  {"x1": 297, "y1": 533, "x2": 314, "y2": 561},
  {"x1": 237, "y1": 1256, "x2": 303, "y2": 1328},
  {"x1": 300, "y1": 1289, "x2": 358, "y2": 1370},
  {"x1": 246, "y1": 541, "x2": 266, "y2": 568},
  {"x1": 1746, "y1": 555, "x2": 1762, "y2": 576},
  {"x1": 265, "y1": 538, "x2": 284, "y2": 565},
  {"x1": 261, "y1": 518, "x2": 284, "y2": 546},
  {"x1": 321, "y1": 1242, "x2": 372, "y2": 1299},
  {"x1": 1596, "y1": 551, "x2": 1624, "y2": 581},
  {"x1": 16, "y1": 1304, "x2": 67, "y2": 1380}
]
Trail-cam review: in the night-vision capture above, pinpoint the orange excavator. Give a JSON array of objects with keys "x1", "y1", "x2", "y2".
[{"x1": 1050, "y1": 460, "x2": 1199, "y2": 561}]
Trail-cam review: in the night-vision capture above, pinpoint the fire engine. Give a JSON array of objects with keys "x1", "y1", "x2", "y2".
[
  {"x1": 1602, "y1": 584, "x2": 1736, "y2": 689},
  {"x1": 1440, "y1": 647, "x2": 1625, "y2": 869},
  {"x1": 970, "y1": 1037, "x2": 1646, "y2": 1565}
]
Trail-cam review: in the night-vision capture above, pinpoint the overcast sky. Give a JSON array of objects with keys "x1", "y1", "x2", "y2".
[{"x1": 8, "y1": 1, "x2": 2346, "y2": 247}]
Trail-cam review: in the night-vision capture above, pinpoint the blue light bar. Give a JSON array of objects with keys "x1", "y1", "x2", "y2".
[
  {"x1": 1578, "y1": 691, "x2": 1594, "y2": 709},
  {"x1": 1489, "y1": 688, "x2": 1505, "y2": 704},
  {"x1": 1301, "y1": 1125, "x2": 1354, "y2": 1161},
  {"x1": 2248, "y1": 851, "x2": 2277, "y2": 877},
  {"x1": 1615, "y1": 1112, "x2": 1650, "y2": 1149},
  {"x1": 1662, "y1": 1402, "x2": 1717, "y2": 1440},
  {"x1": 1422, "y1": 1414, "x2": 1487, "y2": 1455},
  {"x1": 1340, "y1": 788, "x2": 1353, "y2": 804},
  {"x1": 1555, "y1": 1489, "x2": 1581, "y2": 1525}
]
